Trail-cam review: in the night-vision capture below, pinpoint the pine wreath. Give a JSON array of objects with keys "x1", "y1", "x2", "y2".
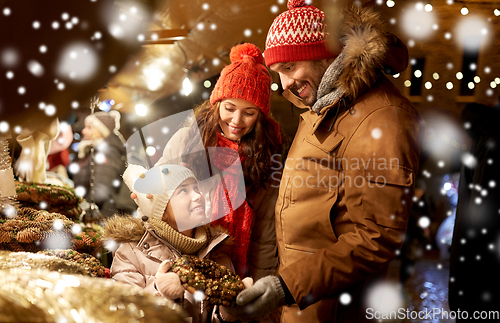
[
  {"x1": 38, "y1": 249, "x2": 106, "y2": 277},
  {"x1": 0, "y1": 207, "x2": 102, "y2": 254},
  {"x1": 171, "y1": 255, "x2": 244, "y2": 307},
  {"x1": 15, "y1": 181, "x2": 82, "y2": 220}
]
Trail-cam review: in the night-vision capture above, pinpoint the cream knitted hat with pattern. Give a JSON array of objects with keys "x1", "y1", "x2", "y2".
[{"x1": 123, "y1": 164, "x2": 196, "y2": 220}]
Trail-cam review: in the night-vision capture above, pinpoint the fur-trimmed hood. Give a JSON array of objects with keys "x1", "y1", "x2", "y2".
[
  {"x1": 104, "y1": 215, "x2": 234, "y2": 255},
  {"x1": 104, "y1": 215, "x2": 145, "y2": 243},
  {"x1": 285, "y1": 6, "x2": 408, "y2": 113},
  {"x1": 335, "y1": 6, "x2": 407, "y2": 101}
]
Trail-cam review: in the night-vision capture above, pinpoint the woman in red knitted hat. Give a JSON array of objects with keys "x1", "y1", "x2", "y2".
[{"x1": 141, "y1": 43, "x2": 283, "y2": 289}]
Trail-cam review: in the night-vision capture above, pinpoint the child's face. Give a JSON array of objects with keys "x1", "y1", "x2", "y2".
[
  {"x1": 162, "y1": 178, "x2": 206, "y2": 231},
  {"x1": 218, "y1": 98, "x2": 260, "y2": 141}
]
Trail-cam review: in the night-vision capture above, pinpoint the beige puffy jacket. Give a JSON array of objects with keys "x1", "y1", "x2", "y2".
[{"x1": 105, "y1": 216, "x2": 233, "y2": 323}]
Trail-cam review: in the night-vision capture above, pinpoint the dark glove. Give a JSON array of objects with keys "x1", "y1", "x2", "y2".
[{"x1": 224, "y1": 276, "x2": 286, "y2": 322}]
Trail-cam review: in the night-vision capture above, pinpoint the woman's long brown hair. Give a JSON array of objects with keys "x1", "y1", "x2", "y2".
[{"x1": 182, "y1": 100, "x2": 282, "y2": 193}]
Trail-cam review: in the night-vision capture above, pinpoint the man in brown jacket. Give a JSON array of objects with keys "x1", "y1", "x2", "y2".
[{"x1": 226, "y1": 1, "x2": 423, "y2": 322}]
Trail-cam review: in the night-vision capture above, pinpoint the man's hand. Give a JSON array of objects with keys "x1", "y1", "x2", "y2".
[{"x1": 223, "y1": 276, "x2": 286, "y2": 322}]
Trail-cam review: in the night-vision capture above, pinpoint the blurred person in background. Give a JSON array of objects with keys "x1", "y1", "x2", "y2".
[
  {"x1": 449, "y1": 102, "x2": 500, "y2": 321},
  {"x1": 45, "y1": 120, "x2": 74, "y2": 188},
  {"x1": 73, "y1": 110, "x2": 134, "y2": 218}
]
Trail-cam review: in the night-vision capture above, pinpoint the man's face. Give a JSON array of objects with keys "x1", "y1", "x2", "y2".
[{"x1": 270, "y1": 59, "x2": 332, "y2": 106}]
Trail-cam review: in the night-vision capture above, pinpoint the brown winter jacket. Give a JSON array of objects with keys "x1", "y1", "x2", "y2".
[
  {"x1": 275, "y1": 7, "x2": 423, "y2": 323},
  {"x1": 105, "y1": 215, "x2": 233, "y2": 323},
  {"x1": 156, "y1": 127, "x2": 279, "y2": 281}
]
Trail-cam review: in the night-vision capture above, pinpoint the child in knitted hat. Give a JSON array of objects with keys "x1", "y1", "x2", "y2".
[{"x1": 106, "y1": 164, "x2": 243, "y2": 321}]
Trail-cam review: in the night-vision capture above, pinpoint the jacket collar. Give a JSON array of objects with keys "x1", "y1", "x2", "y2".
[
  {"x1": 284, "y1": 89, "x2": 340, "y2": 134},
  {"x1": 104, "y1": 215, "x2": 229, "y2": 258},
  {"x1": 281, "y1": 6, "x2": 408, "y2": 134}
]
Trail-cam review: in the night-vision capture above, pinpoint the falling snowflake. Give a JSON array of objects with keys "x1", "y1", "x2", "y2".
[
  {"x1": 193, "y1": 290, "x2": 205, "y2": 302},
  {"x1": 401, "y1": 3, "x2": 436, "y2": 39},
  {"x1": 56, "y1": 42, "x2": 99, "y2": 82},
  {"x1": 461, "y1": 153, "x2": 477, "y2": 168},
  {"x1": 104, "y1": 239, "x2": 119, "y2": 252},
  {"x1": 339, "y1": 292, "x2": 351, "y2": 305},
  {"x1": 43, "y1": 233, "x2": 71, "y2": 250},
  {"x1": 2, "y1": 205, "x2": 17, "y2": 218},
  {"x1": 71, "y1": 224, "x2": 82, "y2": 235},
  {"x1": 418, "y1": 216, "x2": 430, "y2": 228},
  {"x1": 45, "y1": 104, "x2": 56, "y2": 116},
  {"x1": 365, "y1": 282, "x2": 403, "y2": 313},
  {"x1": 75, "y1": 186, "x2": 87, "y2": 197},
  {"x1": 53, "y1": 219, "x2": 64, "y2": 231},
  {"x1": 0, "y1": 121, "x2": 9, "y2": 133},
  {"x1": 1, "y1": 47, "x2": 20, "y2": 68},
  {"x1": 146, "y1": 146, "x2": 156, "y2": 156},
  {"x1": 371, "y1": 128, "x2": 382, "y2": 139},
  {"x1": 455, "y1": 15, "x2": 490, "y2": 53},
  {"x1": 113, "y1": 179, "x2": 121, "y2": 187},
  {"x1": 95, "y1": 152, "x2": 106, "y2": 164},
  {"x1": 68, "y1": 162, "x2": 80, "y2": 174}
]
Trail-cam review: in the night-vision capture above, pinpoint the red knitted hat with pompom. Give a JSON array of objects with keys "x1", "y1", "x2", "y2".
[
  {"x1": 264, "y1": 0, "x2": 336, "y2": 67},
  {"x1": 210, "y1": 43, "x2": 271, "y2": 116}
]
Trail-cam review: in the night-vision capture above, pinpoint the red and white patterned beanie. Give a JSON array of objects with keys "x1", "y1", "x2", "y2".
[{"x1": 264, "y1": 0, "x2": 336, "y2": 67}]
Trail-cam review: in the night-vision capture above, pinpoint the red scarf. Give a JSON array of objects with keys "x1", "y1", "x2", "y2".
[{"x1": 211, "y1": 133, "x2": 253, "y2": 278}]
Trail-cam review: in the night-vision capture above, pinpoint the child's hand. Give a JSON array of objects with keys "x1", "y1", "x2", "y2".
[{"x1": 155, "y1": 260, "x2": 184, "y2": 301}]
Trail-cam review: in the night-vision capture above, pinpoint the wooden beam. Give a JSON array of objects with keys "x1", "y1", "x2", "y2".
[
  {"x1": 142, "y1": 39, "x2": 177, "y2": 45},
  {"x1": 145, "y1": 29, "x2": 188, "y2": 40}
]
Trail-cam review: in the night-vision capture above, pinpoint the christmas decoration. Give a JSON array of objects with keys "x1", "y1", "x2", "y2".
[
  {"x1": 172, "y1": 255, "x2": 244, "y2": 307},
  {"x1": 0, "y1": 136, "x2": 18, "y2": 221},
  {"x1": 0, "y1": 267, "x2": 186, "y2": 323},
  {"x1": 15, "y1": 181, "x2": 82, "y2": 220},
  {"x1": 37, "y1": 249, "x2": 106, "y2": 278},
  {"x1": 0, "y1": 207, "x2": 102, "y2": 254}
]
